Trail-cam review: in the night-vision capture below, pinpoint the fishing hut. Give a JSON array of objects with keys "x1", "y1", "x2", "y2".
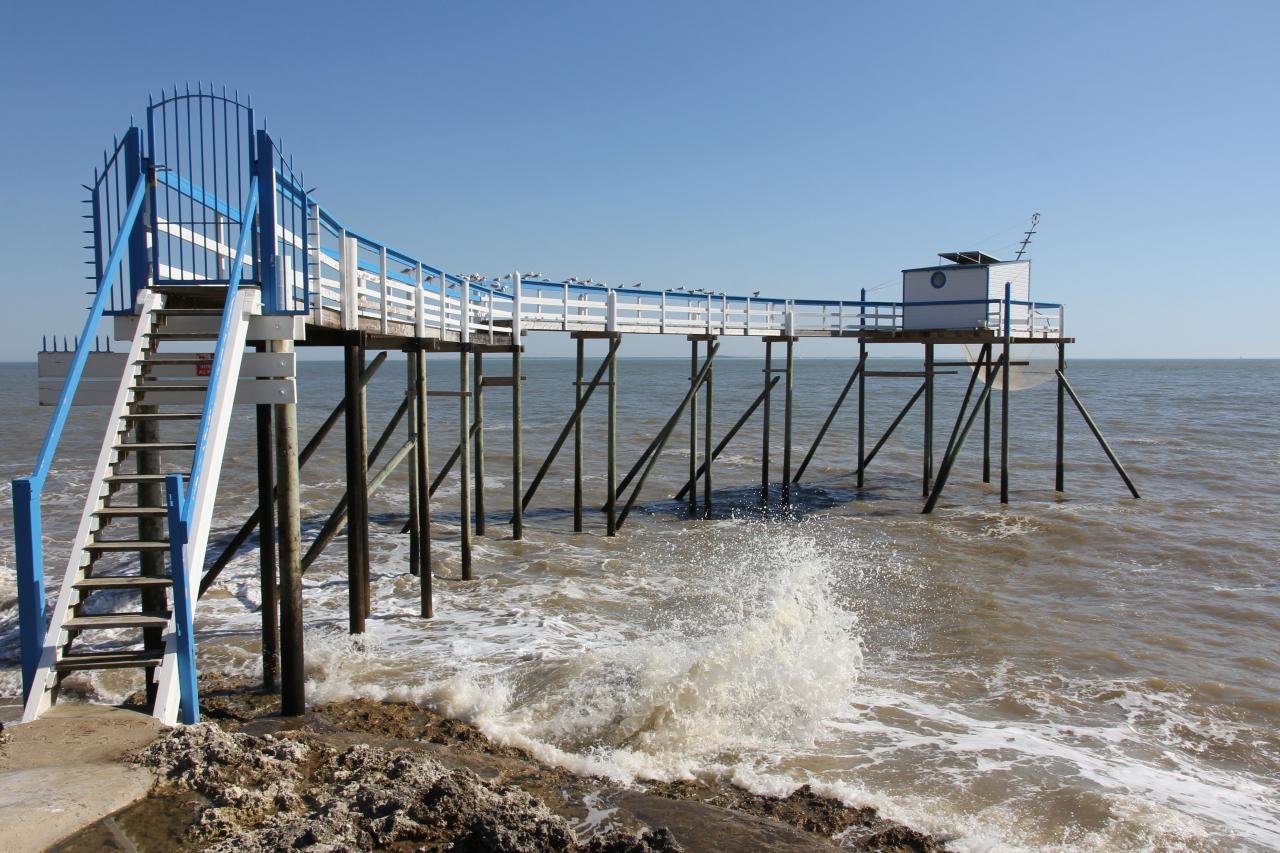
[{"x1": 10, "y1": 89, "x2": 1138, "y2": 728}]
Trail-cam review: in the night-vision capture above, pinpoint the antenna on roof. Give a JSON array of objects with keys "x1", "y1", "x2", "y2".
[{"x1": 1015, "y1": 212, "x2": 1040, "y2": 261}]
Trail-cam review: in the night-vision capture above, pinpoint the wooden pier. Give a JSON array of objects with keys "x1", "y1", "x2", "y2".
[{"x1": 11, "y1": 88, "x2": 1139, "y2": 728}]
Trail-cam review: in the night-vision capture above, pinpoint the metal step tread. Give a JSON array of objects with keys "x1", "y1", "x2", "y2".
[
  {"x1": 131, "y1": 384, "x2": 211, "y2": 392},
  {"x1": 114, "y1": 441, "x2": 198, "y2": 452},
  {"x1": 56, "y1": 649, "x2": 166, "y2": 671},
  {"x1": 146, "y1": 331, "x2": 219, "y2": 340},
  {"x1": 93, "y1": 506, "x2": 169, "y2": 517},
  {"x1": 74, "y1": 575, "x2": 172, "y2": 590},
  {"x1": 64, "y1": 611, "x2": 171, "y2": 630},
  {"x1": 157, "y1": 308, "x2": 224, "y2": 316},
  {"x1": 120, "y1": 412, "x2": 204, "y2": 419},
  {"x1": 86, "y1": 539, "x2": 170, "y2": 552}
]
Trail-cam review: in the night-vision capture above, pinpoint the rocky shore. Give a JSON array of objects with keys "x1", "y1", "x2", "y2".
[{"x1": 57, "y1": 681, "x2": 949, "y2": 852}]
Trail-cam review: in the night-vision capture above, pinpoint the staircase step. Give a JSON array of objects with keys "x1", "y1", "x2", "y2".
[
  {"x1": 157, "y1": 308, "x2": 224, "y2": 316},
  {"x1": 93, "y1": 506, "x2": 170, "y2": 517},
  {"x1": 56, "y1": 649, "x2": 166, "y2": 671},
  {"x1": 86, "y1": 540, "x2": 170, "y2": 552},
  {"x1": 74, "y1": 575, "x2": 172, "y2": 591},
  {"x1": 64, "y1": 612, "x2": 171, "y2": 630},
  {"x1": 114, "y1": 441, "x2": 198, "y2": 452},
  {"x1": 103, "y1": 473, "x2": 189, "y2": 484},
  {"x1": 120, "y1": 412, "x2": 204, "y2": 420},
  {"x1": 146, "y1": 331, "x2": 218, "y2": 340}
]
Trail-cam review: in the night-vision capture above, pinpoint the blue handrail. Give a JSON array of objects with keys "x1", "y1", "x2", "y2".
[
  {"x1": 12, "y1": 172, "x2": 147, "y2": 702},
  {"x1": 184, "y1": 177, "x2": 258, "y2": 520}
]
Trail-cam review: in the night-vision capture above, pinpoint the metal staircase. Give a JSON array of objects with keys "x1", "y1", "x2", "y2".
[{"x1": 22, "y1": 287, "x2": 259, "y2": 724}]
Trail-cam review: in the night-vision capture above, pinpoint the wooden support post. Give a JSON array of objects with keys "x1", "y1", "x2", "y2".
[
  {"x1": 762, "y1": 341, "x2": 772, "y2": 502},
  {"x1": 1001, "y1": 337, "x2": 1011, "y2": 504},
  {"x1": 677, "y1": 376, "x2": 780, "y2": 502},
  {"x1": 857, "y1": 339, "x2": 867, "y2": 489},
  {"x1": 689, "y1": 340, "x2": 699, "y2": 512},
  {"x1": 135, "y1": 403, "x2": 164, "y2": 707},
  {"x1": 459, "y1": 348, "x2": 473, "y2": 579},
  {"x1": 782, "y1": 338, "x2": 794, "y2": 503},
  {"x1": 473, "y1": 351, "x2": 485, "y2": 536},
  {"x1": 1055, "y1": 342, "x2": 1065, "y2": 492},
  {"x1": 273, "y1": 339, "x2": 305, "y2": 716},
  {"x1": 511, "y1": 346, "x2": 524, "y2": 540},
  {"x1": 343, "y1": 338, "x2": 368, "y2": 633},
  {"x1": 606, "y1": 340, "x2": 618, "y2": 535},
  {"x1": 983, "y1": 353, "x2": 993, "y2": 483},
  {"x1": 923, "y1": 343, "x2": 934, "y2": 498},
  {"x1": 617, "y1": 343, "x2": 719, "y2": 528},
  {"x1": 943, "y1": 345, "x2": 991, "y2": 465},
  {"x1": 198, "y1": 352, "x2": 389, "y2": 598},
  {"x1": 703, "y1": 340, "x2": 713, "y2": 515},
  {"x1": 407, "y1": 354, "x2": 421, "y2": 578},
  {"x1": 525, "y1": 339, "x2": 619, "y2": 512},
  {"x1": 415, "y1": 347, "x2": 432, "y2": 616},
  {"x1": 255, "y1": 366, "x2": 279, "y2": 690},
  {"x1": 1056, "y1": 369, "x2": 1141, "y2": 499},
  {"x1": 923, "y1": 354, "x2": 1007, "y2": 514},
  {"x1": 793, "y1": 356, "x2": 865, "y2": 484},
  {"x1": 858, "y1": 383, "x2": 926, "y2": 475},
  {"x1": 573, "y1": 338, "x2": 584, "y2": 532}
]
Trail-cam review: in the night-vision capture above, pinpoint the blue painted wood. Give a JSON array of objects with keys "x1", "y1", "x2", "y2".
[
  {"x1": 124, "y1": 128, "x2": 148, "y2": 305},
  {"x1": 254, "y1": 131, "x2": 279, "y2": 313},
  {"x1": 33, "y1": 175, "x2": 147, "y2": 485},
  {"x1": 165, "y1": 475, "x2": 199, "y2": 725},
  {"x1": 12, "y1": 477, "x2": 44, "y2": 703}
]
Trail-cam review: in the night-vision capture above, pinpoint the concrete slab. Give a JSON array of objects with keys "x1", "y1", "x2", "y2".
[{"x1": 0, "y1": 704, "x2": 163, "y2": 853}]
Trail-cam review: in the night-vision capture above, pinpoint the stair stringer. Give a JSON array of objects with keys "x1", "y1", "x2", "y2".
[
  {"x1": 22, "y1": 289, "x2": 167, "y2": 723},
  {"x1": 152, "y1": 287, "x2": 261, "y2": 725}
]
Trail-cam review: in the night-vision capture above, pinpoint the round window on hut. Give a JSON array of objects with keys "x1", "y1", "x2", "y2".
[{"x1": 930, "y1": 271, "x2": 947, "y2": 289}]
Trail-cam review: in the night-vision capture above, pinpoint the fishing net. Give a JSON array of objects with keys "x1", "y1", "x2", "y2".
[{"x1": 963, "y1": 344, "x2": 1057, "y2": 391}]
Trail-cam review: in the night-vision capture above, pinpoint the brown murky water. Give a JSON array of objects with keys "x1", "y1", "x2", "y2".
[{"x1": 3, "y1": 356, "x2": 1278, "y2": 851}]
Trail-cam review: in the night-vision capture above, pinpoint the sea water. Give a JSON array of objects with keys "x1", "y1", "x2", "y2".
[{"x1": 1, "y1": 357, "x2": 1277, "y2": 851}]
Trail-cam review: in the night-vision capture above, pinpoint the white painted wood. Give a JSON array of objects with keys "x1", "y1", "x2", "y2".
[
  {"x1": 154, "y1": 287, "x2": 258, "y2": 725},
  {"x1": 414, "y1": 263, "x2": 426, "y2": 338},
  {"x1": 23, "y1": 289, "x2": 165, "y2": 723},
  {"x1": 341, "y1": 234, "x2": 358, "y2": 330}
]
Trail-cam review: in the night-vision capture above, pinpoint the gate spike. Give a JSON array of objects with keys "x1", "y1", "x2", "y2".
[{"x1": 42, "y1": 336, "x2": 47, "y2": 352}]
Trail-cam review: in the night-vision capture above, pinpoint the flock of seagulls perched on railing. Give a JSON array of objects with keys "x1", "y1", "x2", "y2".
[{"x1": 398, "y1": 268, "x2": 776, "y2": 300}]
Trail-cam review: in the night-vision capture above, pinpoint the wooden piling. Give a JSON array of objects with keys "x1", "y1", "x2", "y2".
[
  {"x1": 414, "y1": 346, "x2": 432, "y2": 616},
  {"x1": 573, "y1": 338, "x2": 584, "y2": 532},
  {"x1": 857, "y1": 339, "x2": 866, "y2": 489},
  {"x1": 762, "y1": 341, "x2": 772, "y2": 502},
  {"x1": 511, "y1": 346, "x2": 524, "y2": 540},
  {"x1": 1001, "y1": 337, "x2": 1011, "y2": 504},
  {"x1": 473, "y1": 351, "x2": 485, "y2": 536},
  {"x1": 703, "y1": 340, "x2": 713, "y2": 516},
  {"x1": 459, "y1": 348, "x2": 473, "y2": 579},
  {"x1": 135, "y1": 402, "x2": 164, "y2": 707},
  {"x1": 273, "y1": 339, "x2": 305, "y2": 717},
  {"x1": 342, "y1": 338, "x2": 368, "y2": 633},
  {"x1": 782, "y1": 338, "x2": 794, "y2": 503},
  {"x1": 983, "y1": 353, "x2": 993, "y2": 483},
  {"x1": 606, "y1": 338, "x2": 618, "y2": 535},
  {"x1": 923, "y1": 342, "x2": 934, "y2": 498},
  {"x1": 407, "y1": 354, "x2": 420, "y2": 577},
  {"x1": 689, "y1": 340, "x2": 699, "y2": 512},
  {"x1": 255, "y1": 374, "x2": 280, "y2": 690},
  {"x1": 1055, "y1": 342, "x2": 1065, "y2": 492}
]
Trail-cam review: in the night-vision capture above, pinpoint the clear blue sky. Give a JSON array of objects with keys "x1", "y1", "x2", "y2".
[{"x1": 1, "y1": 0, "x2": 1276, "y2": 359}]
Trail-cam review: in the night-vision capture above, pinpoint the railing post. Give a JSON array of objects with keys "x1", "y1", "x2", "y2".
[
  {"x1": 660, "y1": 291, "x2": 667, "y2": 332},
  {"x1": 438, "y1": 274, "x2": 449, "y2": 336},
  {"x1": 254, "y1": 129, "x2": 279, "y2": 313},
  {"x1": 123, "y1": 127, "x2": 149, "y2": 304},
  {"x1": 340, "y1": 233, "x2": 357, "y2": 330},
  {"x1": 414, "y1": 262, "x2": 425, "y2": 338},
  {"x1": 562, "y1": 282, "x2": 570, "y2": 329},
  {"x1": 512, "y1": 271, "x2": 523, "y2": 339},
  {"x1": 12, "y1": 477, "x2": 44, "y2": 704},
  {"x1": 461, "y1": 279, "x2": 471, "y2": 344},
  {"x1": 706, "y1": 293, "x2": 713, "y2": 334},
  {"x1": 606, "y1": 290, "x2": 618, "y2": 332},
  {"x1": 165, "y1": 475, "x2": 199, "y2": 725},
  {"x1": 379, "y1": 246, "x2": 389, "y2": 334}
]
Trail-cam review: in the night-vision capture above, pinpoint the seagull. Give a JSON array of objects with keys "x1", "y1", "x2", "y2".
[
  {"x1": 631, "y1": 282, "x2": 643, "y2": 288},
  {"x1": 752, "y1": 291, "x2": 761, "y2": 297},
  {"x1": 673, "y1": 285, "x2": 685, "y2": 291}
]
